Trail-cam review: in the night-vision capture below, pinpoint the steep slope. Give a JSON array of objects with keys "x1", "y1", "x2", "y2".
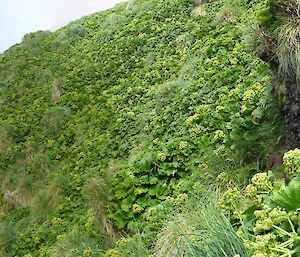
[{"x1": 0, "y1": 0, "x2": 284, "y2": 256}]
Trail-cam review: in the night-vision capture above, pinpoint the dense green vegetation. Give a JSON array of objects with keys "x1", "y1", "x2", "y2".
[{"x1": 1, "y1": 0, "x2": 300, "y2": 256}]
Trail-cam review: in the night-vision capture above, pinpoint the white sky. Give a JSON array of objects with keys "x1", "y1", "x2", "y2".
[{"x1": 0, "y1": 0, "x2": 125, "y2": 53}]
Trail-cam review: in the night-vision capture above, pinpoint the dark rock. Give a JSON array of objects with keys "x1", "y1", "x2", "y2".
[{"x1": 282, "y1": 72, "x2": 300, "y2": 149}]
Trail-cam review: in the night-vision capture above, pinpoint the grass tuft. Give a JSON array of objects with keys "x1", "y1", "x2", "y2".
[
  {"x1": 153, "y1": 193, "x2": 248, "y2": 257},
  {"x1": 31, "y1": 174, "x2": 67, "y2": 218},
  {"x1": 277, "y1": 17, "x2": 300, "y2": 81},
  {"x1": 51, "y1": 232, "x2": 102, "y2": 257},
  {"x1": 83, "y1": 177, "x2": 117, "y2": 247}
]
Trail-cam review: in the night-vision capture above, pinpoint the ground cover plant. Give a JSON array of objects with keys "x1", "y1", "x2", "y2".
[{"x1": 1, "y1": 0, "x2": 300, "y2": 256}]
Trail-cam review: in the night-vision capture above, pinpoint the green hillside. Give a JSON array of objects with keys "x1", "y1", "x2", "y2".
[{"x1": 1, "y1": 0, "x2": 300, "y2": 256}]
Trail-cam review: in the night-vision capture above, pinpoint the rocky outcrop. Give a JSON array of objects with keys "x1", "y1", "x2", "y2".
[{"x1": 282, "y1": 72, "x2": 300, "y2": 149}]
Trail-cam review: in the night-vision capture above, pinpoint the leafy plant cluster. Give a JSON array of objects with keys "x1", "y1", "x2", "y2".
[{"x1": 218, "y1": 149, "x2": 300, "y2": 257}]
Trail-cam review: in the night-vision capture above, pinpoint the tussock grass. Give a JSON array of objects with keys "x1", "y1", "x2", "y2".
[
  {"x1": 277, "y1": 17, "x2": 300, "y2": 80},
  {"x1": 191, "y1": 5, "x2": 206, "y2": 17},
  {"x1": 51, "y1": 232, "x2": 102, "y2": 257},
  {"x1": 31, "y1": 174, "x2": 67, "y2": 218},
  {"x1": 2, "y1": 174, "x2": 36, "y2": 207},
  {"x1": 83, "y1": 177, "x2": 117, "y2": 247},
  {"x1": 51, "y1": 78, "x2": 62, "y2": 102},
  {"x1": 153, "y1": 193, "x2": 248, "y2": 257},
  {"x1": 43, "y1": 107, "x2": 71, "y2": 134},
  {"x1": 214, "y1": 0, "x2": 244, "y2": 23},
  {"x1": 1, "y1": 145, "x2": 54, "y2": 208},
  {"x1": 0, "y1": 222, "x2": 16, "y2": 257},
  {"x1": 0, "y1": 123, "x2": 14, "y2": 153},
  {"x1": 105, "y1": 234, "x2": 150, "y2": 257},
  {"x1": 270, "y1": 0, "x2": 300, "y2": 16},
  {"x1": 268, "y1": 0, "x2": 300, "y2": 85}
]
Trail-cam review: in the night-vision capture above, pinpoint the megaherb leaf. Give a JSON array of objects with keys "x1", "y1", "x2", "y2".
[
  {"x1": 252, "y1": 106, "x2": 264, "y2": 119},
  {"x1": 271, "y1": 179, "x2": 300, "y2": 211}
]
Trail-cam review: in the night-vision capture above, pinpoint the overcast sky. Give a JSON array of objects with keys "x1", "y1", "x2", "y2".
[{"x1": 0, "y1": 0, "x2": 125, "y2": 53}]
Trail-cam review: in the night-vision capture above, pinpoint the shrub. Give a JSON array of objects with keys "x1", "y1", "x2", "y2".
[{"x1": 65, "y1": 24, "x2": 89, "y2": 39}]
